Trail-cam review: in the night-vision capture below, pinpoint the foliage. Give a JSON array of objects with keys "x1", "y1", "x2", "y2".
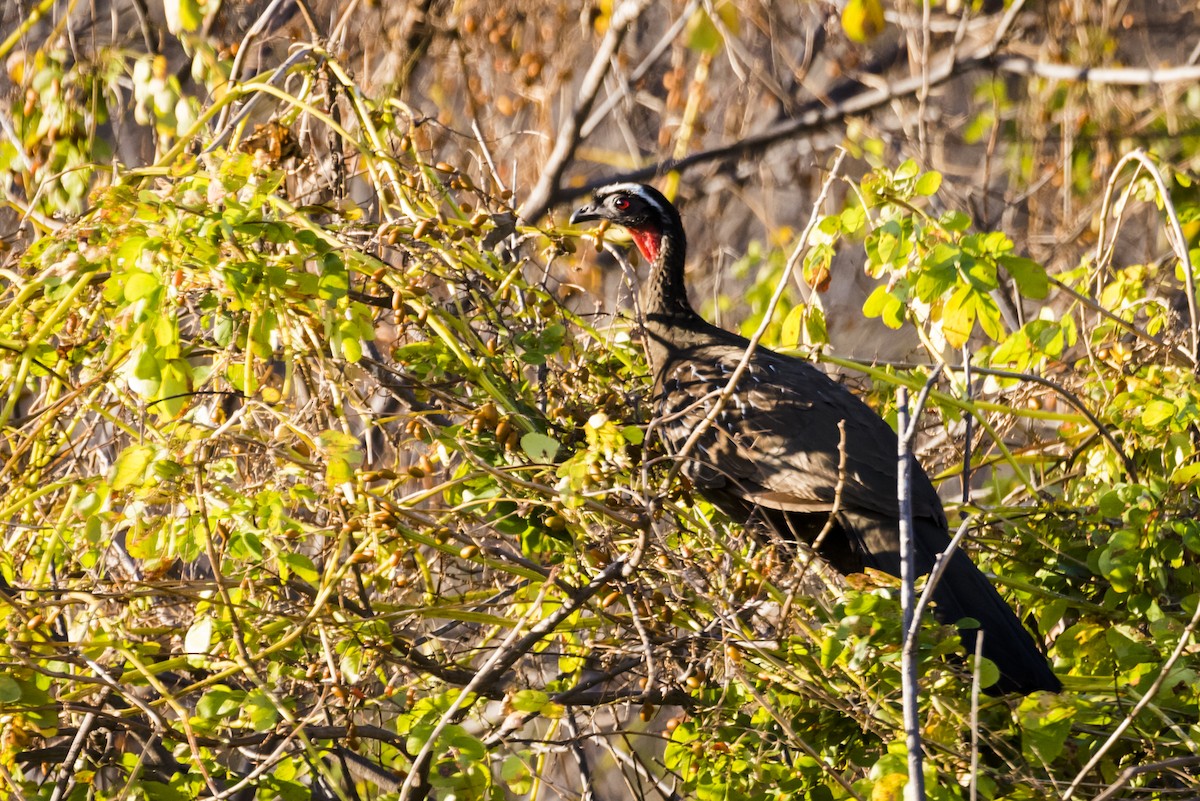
[{"x1": 2, "y1": 2, "x2": 1200, "y2": 801}]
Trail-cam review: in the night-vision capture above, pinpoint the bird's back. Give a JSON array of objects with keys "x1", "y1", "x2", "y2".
[{"x1": 645, "y1": 317, "x2": 1061, "y2": 694}]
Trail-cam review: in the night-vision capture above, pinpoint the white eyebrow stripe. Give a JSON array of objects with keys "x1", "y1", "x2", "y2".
[{"x1": 593, "y1": 182, "x2": 667, "y2": 218}]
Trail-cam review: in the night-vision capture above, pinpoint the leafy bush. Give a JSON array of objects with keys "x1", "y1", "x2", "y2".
[{"x1": 3, "y1": 7, "x2": 1200, "y2": 801}]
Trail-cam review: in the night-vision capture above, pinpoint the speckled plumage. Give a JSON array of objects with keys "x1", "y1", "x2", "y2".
[{"x1": 572, "y1": 184, "x2": 1059, "y2": 695}]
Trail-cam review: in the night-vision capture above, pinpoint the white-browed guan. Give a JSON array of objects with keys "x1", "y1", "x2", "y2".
[{"x1": 571, "y1": 182, "x2": 1060, "y2": 695}]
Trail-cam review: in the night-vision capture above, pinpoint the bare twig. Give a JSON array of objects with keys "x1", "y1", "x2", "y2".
[
  {"x1": 580, "y1": 0, "x2": 702, "y2": 138},
  {"x1": 969, "y1": 630, "x2": 984, "y2": 801},
  {"x1": 963, "y1": 363, "x2": 1137, "y2": 481},
  {"x1": 1092, "y1": 149, "x2": 1198, "y2": 359},
  {"x1": 1063, "y1": 598, "x2": 1200, "y2": 800},
  {"x1": 399, "y1": 529, "x2": 647, "y2": 799},
  {"x1": 518, "y1": 0, "x2": 654, "y2": 224},
  {"x1": 1089, "y1": 755, "x2": 1200, "y2": 801},
  {"x1": 1048, "y1": 277, "x2": 1194, "y2": 368},
  {"x1": 557, "y1": 3, "x2": 1027, "y2": 205},
  {"x1": 995, "y1": 55, "x2": 1200, "y2": 85},
  {"x1": 896, "y1": 370, "x2": 943, "y2": 801},
  {"x1": 213, "y1": 0, "x2": 312, "y2": 133}
]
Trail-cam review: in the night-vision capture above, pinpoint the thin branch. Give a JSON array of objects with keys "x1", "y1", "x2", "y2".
[
  {"x1": 1062, "y1": 598, "x2": 1200, "y2": 800},
  {"x1": 1048, "y1": 276, "x2": 1194, "y2": 368},
  {"x1": 1090, "y1": 755, "x2": 1200, "y2": 801},
  {"x1": 553, "y1": 3, "x2": 1027, "y2": 206},
  {"x1": 1092, "y1": 149, "x2": 1198, "y2": 360},
  {"x1": 518, "y1": 0, "x2": 654, "y2": 223},
  {"x1": 994, "y1": 55, "x2": 1200, "y2": 85},
  {"x1": 580, "y1": 0, "x2": 702, "y2": 138},
  {"x1": 896, "y1": 370, "x2": 942, "y2": 801},
  {"x1": 963, "y1": 364, "x2": 1136, "y2": 481}
]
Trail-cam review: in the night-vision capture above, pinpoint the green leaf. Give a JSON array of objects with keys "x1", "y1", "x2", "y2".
[
  {"x1": 245, "y1": 689, "x2": 281, "y2": 732},
  {"x1": 318, "y1": 267, "x2": 349, "y2": 300},
  {"x1": 1141, "y1": 400, "x2": 1176, "y2": 428},
  {"x1": 916, "y1": 245, "x2": 960, "y2": 302},
  {"x1": 974, "y1": 657, "x2": 1001, "y2": 690},
  {"x1": 111, "y1": 445, "x2": 155, "y2": 490},
  {"x1": 1018, "y1": 697, "x2": 1076, "y2": 763},
  {"x1": 939, "y1": 210, "x2": 972, "y2": 232},
  {"x1": 196, "y1": 686, "x2": 245, "y2": 722},
  {"x1": 156, "y1": 358, "x2": 190, "y2": 418},
  {"x1": 0, "y1": 674, "x2": 21, "y2": 702},
  {"x1": 509, "y1": 689, "x2": 551, "y2": 714},
  {"x1": 686, "y1": 8, "x2": 723, "y2": 53},
  {"x1": 1170, "y1": 462, "x2": 1200, "y2": 486},
  {"x1": 163, "y1": 0, "x2": 204, "y2": 34},
  {"x1": 124, "y1": 271, "x2": 160, "y2": 301},
  {"x1": 520, "y1": 432, "x2": 560, "y2": 462},
  {"x1": 914, "y1": 171, "x2": 942, "y2": 196},
  {"x1": 501, "y1": 756, "x2": 533, "y2": 794},
  {"x1": 863, "y1": 285, "x2": 903, "y2": 329},
  {"x1": 277, "y1": 552, "x2": 320, "y2": 583},
  {"x1": 620, "y1": 425, "x2": 644, "y2": 445},
  {"x1": 999, "y1": 255, "x2": 1049, "y2": 299},
  {"x1": 340, "y1": 333, "x2": 363, "y2": 363},
  {"x1": 894, "y1": 159, "x2": 920, "y2": 182},
  {"x1": 1105, "y1": 626, "x2": 1157, "y2": 668}
]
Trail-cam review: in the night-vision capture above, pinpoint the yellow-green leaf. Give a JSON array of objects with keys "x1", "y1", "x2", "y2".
[
  {"x1": 942, "y1": 285, "x2": 977, "y2": 347},
  {"x1": 111, "y1": 445, "x2": 155, "y2": 490},
  {"x1": 781, "y1": 305, "x2": 805, "y2": 348},
  {"x1": 1141, "y1": 400, "x2": 1176, "y2": 428}
]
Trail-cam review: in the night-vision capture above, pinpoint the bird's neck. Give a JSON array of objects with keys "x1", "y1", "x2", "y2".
[{"x1": 638, "y1": 227, "x2": 699, "y2": 322}]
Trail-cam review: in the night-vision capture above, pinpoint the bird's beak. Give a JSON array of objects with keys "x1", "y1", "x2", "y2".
[{"x1": 570, "y1": 202, "x2": 603, "y2": 226}]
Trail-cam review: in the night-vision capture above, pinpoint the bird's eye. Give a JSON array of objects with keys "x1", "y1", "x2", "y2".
[{"x1": 613, "y1": 196, "x2": 630, "y2": 210}]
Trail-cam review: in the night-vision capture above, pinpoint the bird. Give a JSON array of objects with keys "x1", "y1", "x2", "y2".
[{"x1": 570, "y1": 182, "x2": 1060, "y2": 695}]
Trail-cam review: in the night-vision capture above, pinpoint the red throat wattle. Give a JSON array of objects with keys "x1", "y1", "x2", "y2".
[{"x1": 628, "y1": 227, "x2": 662, "y2": 263}]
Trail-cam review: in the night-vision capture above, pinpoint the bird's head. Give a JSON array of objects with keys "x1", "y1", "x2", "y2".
[{"x1": 570, "y1": 183, "x2": 681, "y2": 264}]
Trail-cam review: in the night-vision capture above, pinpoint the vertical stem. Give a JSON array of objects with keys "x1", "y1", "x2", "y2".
[
  {"x1": 961, "y1": 347, "x2": 973, "y2": 505},
  {"x1": 897, "y1": 386, "x2": 926, "y2": 801}
]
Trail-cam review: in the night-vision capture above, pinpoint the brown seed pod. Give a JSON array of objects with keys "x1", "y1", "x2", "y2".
[{"x1": 478, "y1": 402, "x2": 500, "y2": 426}]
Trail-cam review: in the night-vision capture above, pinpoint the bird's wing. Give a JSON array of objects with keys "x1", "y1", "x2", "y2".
[{"x1": 655, "y1": 344, "x2": 947, "y2": 525}]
